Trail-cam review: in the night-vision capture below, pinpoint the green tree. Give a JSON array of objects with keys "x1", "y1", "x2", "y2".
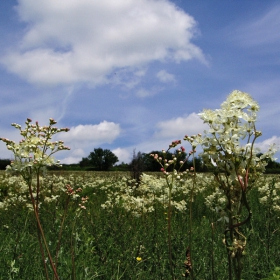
[
  {"x1": 0, "y1": 159, "x2": 11, "y2": 170},
  {"x1": 80, "y1": 148, "x2": 118, "y2": 171},
  {"x1": 143, "y1": 150, "x2": 189, "y2": 172}
]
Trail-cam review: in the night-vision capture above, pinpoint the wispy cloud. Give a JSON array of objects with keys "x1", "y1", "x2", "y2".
[
  {"x1": 135, "y1": 86, "x2": 162, "y2": 98},
  {"x1": 156, "y1": 70, "x2": 176, "y2": 83},
  {"x1": 228, "y1": 4, "x2": 280, "y2": 47}
]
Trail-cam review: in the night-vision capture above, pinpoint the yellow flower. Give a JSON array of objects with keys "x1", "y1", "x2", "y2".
[{"x1": 136, "y1": 257, "x2": 142, "y2": 262}]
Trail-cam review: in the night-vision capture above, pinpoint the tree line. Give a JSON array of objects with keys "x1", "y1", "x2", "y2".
[{"x1": 1, "y1": 148, "x2": 280, "y2": 174}]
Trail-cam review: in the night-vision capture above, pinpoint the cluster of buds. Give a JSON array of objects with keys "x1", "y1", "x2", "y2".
[
  {"x1": 184, "y1": 134, "x2": 202, "y2": 150},
  {"x1": 150, "y1": 142, "x2": 189, "y2": 176},
  {"x1": 65, "y1": 184, "x2": 82, "y2": 196},
  {"x1": 223, "y1": 236, "x2": 247, "y2": 259},
  {"x1": 79, "y1": 196, "x2": 89, "y2": 210},
  {"x1": 169, "y1": 140, "x2": 181, "y2": 149}
]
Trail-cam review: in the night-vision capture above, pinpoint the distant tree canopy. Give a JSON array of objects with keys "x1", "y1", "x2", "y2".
[
  {"x1": 140, "y1": 150, "x2": 207, "y2": 172},
  {"x1": 256, "y1": 153, "x2": 280, "y2": 174},
  {"x1": 79, "y1": 148, "x2": 119, "y2": 171},
  {"x1": 0, "y1": 159, "x2": 11, "y2": 170}
]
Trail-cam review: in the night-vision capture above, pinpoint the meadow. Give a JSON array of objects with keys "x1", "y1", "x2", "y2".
[
  {"x1": 1, "y1": 91, "x2": 280, "y2": 279},
  {"x1": 0, "y1": 170, "x2": 279, "y2": 279}
]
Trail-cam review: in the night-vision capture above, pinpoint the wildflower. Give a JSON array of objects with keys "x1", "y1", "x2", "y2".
[{"x1": 136, "y1": 257, "x2": 142, "y2": 261}]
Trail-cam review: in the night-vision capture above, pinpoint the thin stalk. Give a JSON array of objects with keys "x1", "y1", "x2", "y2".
[
  {"x1": 188, "y1": 153, "x2": 196, "y2": 280},
  {"x1": 54, "y1": 195, "x2": 71, "y2": 268},
  {"x1": 28, "y1": 178, "x2": 60, "y2": 280},
  {"x1": 211, "y1": 223, "x2": 215, "y2": 280},
  {"x1": 226, "y1": 192, "x2": 233, "y2": 280},
  {"x1": 166, "y1": 179, "x2": 175, "y2": 280},
  {"x1": 71, "y1": 214, "x2": 78, "y2": 280}
]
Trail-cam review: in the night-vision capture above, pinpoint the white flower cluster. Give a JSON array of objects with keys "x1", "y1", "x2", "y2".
[
  {"x1": 204, "y1": 187, "x2": 227, "y2": 212},
  {"x1": 198, "y1": 90, "x2": 276, "y2": 188},
  {"x1": 100, "y1": 173, "x2": 207, "y2": 216},
  {"x1": 0, "y1": 118, "x2": 70, "y2": 176},
  {"x1": 258, "y1": 176, "x2": 280, "y2": 212}
]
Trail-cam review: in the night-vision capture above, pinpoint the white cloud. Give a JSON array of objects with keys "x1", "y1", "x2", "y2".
[
  {"x1": 112, "y1": 147, "x2": 131, "y2": 163},
  {"x1": 136, "y1": 88, "x2": 152, "y2": 98},
  {"x1": 153, "y1": 113, "x2": 208, "y2": 139},
  {"x1": 59, "y1": 121, "x2": 121, "y2": 149},
  {"x1": 72, "y1": 148, "x2": 86, "y2": 157},
  {"x1": 255, "y1": 136, "x2": 280, "y2": 153},
  {"x1": 60, "y1": 156, "x2": 82, "y2": 164},
  {"x1": 156, "y1": 70, "x2": 176, "y2": 83},
  {"x1": 135, "y1": 86, "x2": 162, "y2": 98},
  {"x1": 1, "y1": 0, "x2": 205, "y2": 86},
  {"x1": 56, "y1": 121, "x2": 121, "y2": 163}
]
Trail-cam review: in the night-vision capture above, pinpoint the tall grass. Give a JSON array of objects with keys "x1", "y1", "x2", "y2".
[{"x1": 1, "y1": 171, "x2": 279, "y2": 279}]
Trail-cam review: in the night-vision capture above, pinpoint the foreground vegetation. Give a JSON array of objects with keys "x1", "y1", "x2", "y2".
[{"x1": 0, "y1": 171, "x2": 280, "y2": 279}]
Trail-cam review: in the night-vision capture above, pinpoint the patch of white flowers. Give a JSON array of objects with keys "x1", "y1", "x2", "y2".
[
  {"x1": 258, "y1": 176, "x2": 280, "y2": 212},
  {"x1": 100, "y1": 173, "x2": 207, "y2": 216},
  {"x1": 0, "y1": 172, "x2": 94, "y2": 210}
]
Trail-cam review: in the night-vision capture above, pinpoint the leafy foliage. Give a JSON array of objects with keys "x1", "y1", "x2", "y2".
[
  {"x1": 80, "y1": 148, "x2": 119, "y2": 171},
  {"x1": 0, "y1": 159, "x2": 11, "y2": 170},
  {"x1": 262, "y1": 267, "x2": 280, "y2": 280}
]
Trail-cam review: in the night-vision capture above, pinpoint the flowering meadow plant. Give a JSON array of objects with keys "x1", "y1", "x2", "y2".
[
  {"x1": 198, "y1": 90, "x2": 276, "y2": 182},
  {"x1": 0, "y1": 118, "x2": 70, "y2": 179},
  {"x1": 0, "y1": 118, "x2": 71, "y2": 280},
  {"x1": 148, "y1": 90, "x2": 278, "y2": 279},
  {"x1": 197, "y1": 90, "x2": 277, "y2": 279}
]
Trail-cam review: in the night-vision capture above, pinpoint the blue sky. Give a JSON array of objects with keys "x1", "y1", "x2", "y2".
[{"x1": 0, "y1": 0, "x2": 280, "y2": 164}]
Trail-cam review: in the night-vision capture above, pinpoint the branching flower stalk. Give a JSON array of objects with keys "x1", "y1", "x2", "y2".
[
  {"x1": 183, "y1": 135, "x2": 202, "y2": 279},
  {"x1": 151, "y1": 140, "x2": 193, "y2": 279},
  {"x1": 0, "y1": 118, "x2": 70, "y2": 280},
  {"x1": 198, "y1": 90, "x2": 277, "y2": 280}
]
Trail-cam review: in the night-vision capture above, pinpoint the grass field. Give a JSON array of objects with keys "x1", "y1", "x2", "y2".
[{"x1": 0, "y1": 171, "x2": 279, "y2": 279}]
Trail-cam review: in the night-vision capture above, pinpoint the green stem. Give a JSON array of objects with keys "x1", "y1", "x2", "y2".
[
  {"x1": 55, "y1": 195, "x2": 71, "y2": 268},
  {"x1": 211, "y1": 223, "x2": 215, "y2": 280},
  {"x1": 167, "y1": 185, "x2": 175, "y2": 280},
  {"x1": 28, "y1": 177, "x2": 60, "y2": 280}
]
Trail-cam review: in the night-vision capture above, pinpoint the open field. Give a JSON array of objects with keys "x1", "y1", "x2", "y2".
[{"x1": 0, "y1": 171, "x2": 280, "y2": 279}]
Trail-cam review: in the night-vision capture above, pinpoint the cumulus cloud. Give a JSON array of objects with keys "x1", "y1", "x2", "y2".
[
  {"x1": 59, "y1": 121, "x2": 121, "y2": 146},
  {"x1": 60, "y1": 156, "x2": 82, "y2": 164},
  {"x1": 112, "y1": 147, "x2": 131, "y2": 163},
  {"x1": 1, "y1": 0, "x2": 205, "y2": 86},
  {"x1": 156, "y1": 70, "x2": 176, "y2": 83},
  {"x1": 255, "y1": 136, "x2": 280, "y2": 153},
  {"x1": 153, "y1": 113, "x2": 208, "y2": 139},
  {"x1": 57, "y1": 121, "x2": 121, "y2": 163}
]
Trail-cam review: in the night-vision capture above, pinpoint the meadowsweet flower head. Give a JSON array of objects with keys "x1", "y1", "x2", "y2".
[{"x1": 0, "y1": 118, "x2": 70, "y2": 176}]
